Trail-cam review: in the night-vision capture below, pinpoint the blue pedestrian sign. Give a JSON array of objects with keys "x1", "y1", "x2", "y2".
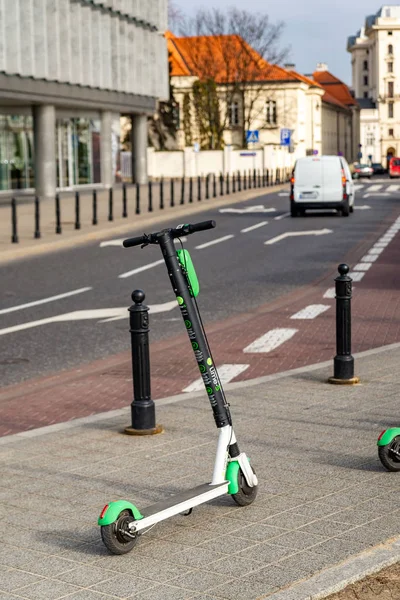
[
  {"x1": 246, "y1": 130, "x2": 259, "y2": 144},
  {"x1": 280, "y1": 128, "x2": 291, "y2": 146}
]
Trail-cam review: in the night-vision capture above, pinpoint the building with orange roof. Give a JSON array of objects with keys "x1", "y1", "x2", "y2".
[{"x1": 166, "y1": 32, "x2": 359, "y2": 164}]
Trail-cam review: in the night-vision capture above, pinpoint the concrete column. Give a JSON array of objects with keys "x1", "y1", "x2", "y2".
[
  {"x1": 131, "y1": 114, "x2": 148, "y2": 184},
  {"x1": 33, "y1": 105, "x2": 56, "y2": 200},
  {"x1": 101, "y1": 110, "x2": 113, "y2": 187}
]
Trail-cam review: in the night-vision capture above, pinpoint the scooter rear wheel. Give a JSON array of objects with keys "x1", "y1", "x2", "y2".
[
  {"x1": 232, "y1": 466, "x2": 258, "y2": 506},
  {"x1": 378, "y1": 436, "x2": 400, "y2": 472},
  {"x1": 101, "y1": 509, "x2": 140, "y2": 555}
]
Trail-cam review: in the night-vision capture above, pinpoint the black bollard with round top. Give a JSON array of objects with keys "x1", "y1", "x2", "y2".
[
  {"x1": 328, "y1": 264, "x2": 360, "y2": 385},
  {"x1": 124, "y1": 290, "x2": 164, "y2": 436}
]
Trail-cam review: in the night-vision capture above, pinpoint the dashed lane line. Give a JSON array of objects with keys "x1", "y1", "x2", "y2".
[
  {"x1": 241, "y1": 222, "x2": 268, "y2": 233},
  {"x1": 0, "y1": 287, "x2": 92, "y2": 315},
  {"x1": 195, "y1": 235, "x2": 234, "y2": 249},
  {"x1": 290, "y1": 304, "x2": 330, "y2": 320},
  {"x1": 118, "y1": 259, "x2": 165, "y2": 279},
  {"x1": 243, "y1": 328, "x2": 298, "y2": 353}
]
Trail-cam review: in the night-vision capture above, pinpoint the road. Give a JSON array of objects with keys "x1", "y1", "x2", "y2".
[{"x1": 1, "y1": 177, "x2": 399, "y2": 393}]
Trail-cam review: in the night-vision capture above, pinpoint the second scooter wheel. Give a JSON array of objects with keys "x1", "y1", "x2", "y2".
[
  {"x1": 232, "y1": 466, "x2": 258, "y2": 507},
  {"x1": 101, "y1": 509, "x2": 140, "y2": 555},
  {"x1": 378, "y1": 436, "x2": 400, "y2": 472}
]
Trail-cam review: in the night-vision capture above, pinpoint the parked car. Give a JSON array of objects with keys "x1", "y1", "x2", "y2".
[
  {"x1": 371, "y1": 162, "x2": 386, "y2": 175},
  {"x1": 350, "y1": 163, "x2": 373, "y2": 179},
  {"x1": 389, "y1": 157, "x2": 400, "y2": 178},
  {"x1": 290, "y1": 155, "x2": 354, "y2": 217}
]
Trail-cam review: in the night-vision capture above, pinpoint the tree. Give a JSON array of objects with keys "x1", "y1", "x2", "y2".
[
  {"x1": 178, "y1": 7, "x2": 289, "y2": 148},
  {"x1": 168, "y1": 0, "x2": 184, "y2": 33}
]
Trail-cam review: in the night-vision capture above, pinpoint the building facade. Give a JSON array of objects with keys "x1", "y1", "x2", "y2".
[
  {"x1": 0, "y1": 0, "x2": 169, "y2": 197},
  {"x1": 167, "y1": 33, "x2": 359, "y2": 166},
  {"x1": 348, "y1": 5, "x2": 400, "y2": 166}
]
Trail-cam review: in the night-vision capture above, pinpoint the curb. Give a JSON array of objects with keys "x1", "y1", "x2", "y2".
[
  {"x1": 263, "y1": 536, "x2": 400, "y2": 600},
  {"x1": 1, "y1": 340, "x2": 399, "y2": 446},
  {"x1": 0, "y1": 184, "x2": 286, "y2": 265}
]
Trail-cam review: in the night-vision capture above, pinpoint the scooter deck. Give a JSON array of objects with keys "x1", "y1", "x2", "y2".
[{"x1": 133, "y1": 482, "x2": 229, "y2": 531}]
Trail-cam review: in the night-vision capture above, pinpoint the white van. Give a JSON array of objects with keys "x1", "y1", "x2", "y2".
[{"x1": 290, "y1": 156, "x2": 355, "y2": 217}]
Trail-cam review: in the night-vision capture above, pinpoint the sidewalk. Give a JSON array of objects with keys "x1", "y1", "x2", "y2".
[
  {"x1": 0, "y1": 179, "x2": 287, "y2": 265},
  {"x1": 1, "y1": 345, "x2": 400, "y2": 599}
]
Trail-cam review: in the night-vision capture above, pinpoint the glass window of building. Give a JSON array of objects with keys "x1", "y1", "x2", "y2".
[
  {"x1": 388, "y1": 62, "x2": 393, "y2": 73},
  {"x1": 389, "y1": 128, "x2": 394, "y2": 137},
  {"x1": 266, "y1": 100, "x2": 277, "y2": 125},
  {"x1": 229, "y1": 102, "x2": 239, "y2": 126},
  {"x1": 388, "y1": 81, "x2": 394, "y2": 98},
  {"x1": 388, "y1": 44, "x2": 393, "y2": 55},
  {"x1": 388, "y1": 102, "x2": 394, "y2": 119},
  {"x1": 56, "y1": 118, "x2": 101, "y2": 187},
  {"x1": 0, "y1": 115, "x2": 34, "y2": 191}
]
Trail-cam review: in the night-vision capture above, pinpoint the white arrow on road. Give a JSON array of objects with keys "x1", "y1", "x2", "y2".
[
  {"x1": 0, "y1": 301, "x2": 178, "y2": 337},
  {"x1": 265, "y1": 229, "x2": 332, "y2": 245},
  {"x1": 219, "y1": 205, "x2": 276, "y2": 214},
  {"x1": 363, "y1": 193, "x2": 390, "y2": 198}
]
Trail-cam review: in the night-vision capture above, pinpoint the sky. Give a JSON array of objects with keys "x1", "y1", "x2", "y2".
[{"x1": 173, "y1": 0, "x2": 393, "y2": 85}]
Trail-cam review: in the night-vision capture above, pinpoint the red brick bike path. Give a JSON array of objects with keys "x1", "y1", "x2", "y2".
[{"x1": 1, "y1": 218, "x2": 399, "y2": 437}]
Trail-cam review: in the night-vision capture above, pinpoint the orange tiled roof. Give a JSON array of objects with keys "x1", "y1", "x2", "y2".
[
  {"x1": 313, "y1": 70, "x2": 358, "y2": 107},
  {"x1": 166, "y1": 31, "x2": 321, "y2": 87}
]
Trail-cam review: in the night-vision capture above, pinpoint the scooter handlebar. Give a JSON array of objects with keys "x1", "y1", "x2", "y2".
[
  {"x1": 123, "y1": 220, "x2": 216, "y2": 248},
  {"x1": 187, "y1": 220, "x2": 216, "y2": 234},
  {"x1": 122, "y1": 235, "x2": 149, "y2": 248}
]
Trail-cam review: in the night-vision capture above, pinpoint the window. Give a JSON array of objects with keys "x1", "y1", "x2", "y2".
[
  {"x1": 388, "y1": 44, "x2": 393, "y2": 54},
  {"x1": 388, "y1": 81, "x2": 394, "y2": 97},
  {"x1": 363, "y1": 60, "x2": 368, "y2": 70},
  {"x1": 366, "y1": 133, "x2": 375, "y2": 145},
  {"x1": 229, "y1": 101, "x2": 239, "y2": 126},
  {"x1": 364, "y1": 91, "x2": 368, "y2": 98},
  {"x1": 389, "y1": 128, "x2": 394, "y2": 137},
  {"x1": 388, "y1": 62, "x2": 393, "y2": 73},
  {"x1": 388, "y1": 102, "x2": 394, "y2": 118},
  {"x1": 364, "y1": 75, "x2": 368, "y2": 85},
  {"x1": 388, "y1": 31, "x2": 393, "y2": 36},
  {"x1": 266, "y1": 100, "x2": 277, "y2": 125}
]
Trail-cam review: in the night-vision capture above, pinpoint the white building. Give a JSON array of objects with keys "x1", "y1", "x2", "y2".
[
  {"x1": 348, "y1": 5, "x2": 400, "y2": 166},
  {"x1": 0, "y1": 0, "x2": 169, "y2": 197}
]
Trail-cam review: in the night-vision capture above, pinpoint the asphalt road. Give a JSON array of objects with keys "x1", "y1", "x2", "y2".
[{"x1": 1, "y1": 176, "x2": 399, "y2": 387}]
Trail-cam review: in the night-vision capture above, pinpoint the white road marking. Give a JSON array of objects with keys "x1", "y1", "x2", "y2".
[
  {"x1": 353, "y1": 263, "x2": 372, "y2": 271},
  {"x1": 355, "y1": 205, "x2": 371, "y2": 210},
  {"x1": 241, "y1": 222, "x2": 268, "y2": 233},
  {"x1": 379, "y1": 235, "x2": 394, "y2": 242},
  {"x1": 0, "y1": 287, "x2": 92, "y2": 316},
  {"x1": 290, "y1": 304, "x2": 330, "y2": 320},
  {"x1": 219, "y1": 206, "x2": 276, "y2": 214},
  {"x1": 374, "y1": 242, "x2": 388, "y2": 248},
  {"x1": 243, "y1": 328, "x2": 298, "y2": 353},
  {"x1": 350, "y1": 272, "x2": 365, "y2": 282},
  {"x1": 278, "y1": 192, "x2": 289, "y2": 196},
  {"x1": 363, "y1": 193, "x2": 390, "y2": 198},
  {"x1": 0, "y1": 302, "x2": 178, "y2": 336},
  {"x1": 195, "y1": 235, "x2": 234, "y2": 249},
  {"x1": 353, "y1": 184, "x2": 364, "y2": 191},
  {"x1": 368, "y1": 184, "x2": 383, "y2": 192},
  {"x1": 101, "y1": 237, "x2": 187, "y2": 248},
  {"x1": 265, "y1": 229, "x2": 332, "y2": 245},
  {"x1": 361, "y1": 254, "x2": 379, "y2": 263},
  {"x1": 118, "y1": 259, "x2": 165, "y2": 279},
  {"x1": 387, "y1": 185, "x2": 400, "y2": 192},
  {"x1": 274, "y1": 212, "x2": 291, "y2": 221},
  {"x1": 323, "y1": 288, "x2": 336, "y2": 299},
  {"x1": 183, "y1": 364, "x2": 250, "y2": 393},
  {"x1": 369, "y1": 247, "x2": 384, "y2": 255}
]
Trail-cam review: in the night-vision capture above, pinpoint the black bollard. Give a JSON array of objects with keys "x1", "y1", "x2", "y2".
[
  {"x1": 248, "y1": 170, "x2": 252, "y2": 189},
  {"x1": 232, "y1": 172, "x2": 236, "y2": 193},
  {"x1": 148, "y1": 180, "x2": 153, "y2": 211},
  {"x1": 253, "y1": 169, "x2": 256, "y2": 187},
  {"x1": 197, "y1": 175, "x2": 201, "y2": 201},
  {"x1": 108, "y1": 188, "x2": 113, "y2": 221},
  {"x1": 160, "y1": 177, "x2": 164, "y2": 209},
  {"x1": 258, "y1": 169, "x2": 261, "y2": 188},
  {"x1": 136, "y1": 183, "x2": 140, "y2": 214},
  {"x1": 238, "y1": 170, "x2": 241, "y2": 192},
  {"x1": 189, "y1": 177, "x2": 193, "y2": 203},
  {"x1": 55, "y1": 193, "x2": 62, "y2": 234},
  {"x1": 226, "y1": 173, "x2": 230, "y2": 195},
  {"x1": 180, "y1": 177, "x2": 185, "y2": 205},
  {"x1": 75, "y1": 191, "x2": 81, "y2": 230},
  {"x1": 170, "y1": 178, "x2": 175, "y2": 207},
  {"x1": 11, "y1": 198, "x2": 18, "y2": 243},
  {"x1": 124, "y1": 290, "x2": 164, "y2": 436},
  {"x1": 122, "y1": 183, "x2": 128, "y2": 218},
  {"x1": 220, "y1": 173, "x2": 224, "y2": 196},
  {"x1": 243, "y1": 171, "x2": 247, "y2": 190},
  {"x1": 92, "y1": 189, "x2": 98, "y2": 225},
  {"x1": 329, "y1": 264, "x2": 360, "y2": 385},
  {"x1": 205, "y1": 174, "x2": 210, "y2": 199},
  {"x1": 34, "y1": 196, "x2": 41, "y2": 239},
  {"x1": 213, "y1": 173, "x2": 217, "y2": 197}
]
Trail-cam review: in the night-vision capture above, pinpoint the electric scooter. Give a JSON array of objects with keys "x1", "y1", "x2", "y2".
[
  {"x1": 98, "y1": 220, "x2": 258, "y2": 555},
  {"x1": 377, "y1": 428, "x2": 400, "y2": 471}
]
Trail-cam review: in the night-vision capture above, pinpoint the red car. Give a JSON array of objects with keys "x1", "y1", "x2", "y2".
[{"x1": 389, "y1": 157, "x2": 400, "y2": 178}]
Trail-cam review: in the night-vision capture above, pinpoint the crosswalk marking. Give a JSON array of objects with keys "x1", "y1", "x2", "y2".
[
  {"x1": 387, "y1": 185, "x2": 400, "y2": 192},
  {"x1": 350, "y1": 272, "x2": 365, "y2": 282},
  {"x1": 353, "y1": 263, "x2": 371, "y2": 272},
  {"x1": 290, "y1": 304, "x2": 330, "y2": 319},
  {"x1": 182, "y1": 364, "x2": 250, "y2": 392},
  {"x1": 368, "y1": 184, "x2": 383, "y2": 192},
  {"x1": 353, "y1": 184, "x2": 364, "y2": 191},
  {"x1": 323, "y1": 288, "x2": 336, "y2": 299},
  {"x1": 243, "y1": 328, "x2": 298, "y2": 353}
]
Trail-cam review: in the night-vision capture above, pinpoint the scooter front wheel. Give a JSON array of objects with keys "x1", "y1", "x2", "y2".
[
  {"x1": 101, "y1": 509, "x2": 140, "y2": 555},
  {"x1": 232, "y1": 466, "x2": 258, "y2": 507},
  {"x1": 378, "y1": 436, "x2": 400, "y2": 472}
]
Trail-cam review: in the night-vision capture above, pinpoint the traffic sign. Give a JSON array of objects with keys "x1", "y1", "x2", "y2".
[
  {"x1": 280, "y1": 128, "x2": 291, "y2": 146},
  {"x1": 246, "y1": 130, "x2": 259, "y2": 144}
]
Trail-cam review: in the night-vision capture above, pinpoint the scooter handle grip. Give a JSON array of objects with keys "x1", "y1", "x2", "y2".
[
  {"x1": 123, "y1": 235, "x2": 147, "y2": 248},
  {"x1": 188, "y1": 220, "x2": 216, "y2": 233}
]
